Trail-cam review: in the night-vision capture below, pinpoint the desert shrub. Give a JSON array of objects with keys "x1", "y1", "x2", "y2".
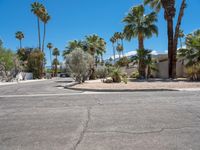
[
  {"x1": 110, "y1": 67, "x2": 122, "y2": 83},
  {"x1": 130, "y1": 71, "x2": 140, "y2": 79},
  {"x1": 185, "y1": 63, "x2": 200, "y2": 80},
  {"x1": 116, "y1": 57, "x2": 130, "y2": 67},
  {"x1": 121, "y1": 73, "x2": 128, "y2": 84},
  {"x1": 96, "y1": 66, "x2": 108, "y2": 78},
  {"x1": 67, "y1": 48, "x2": 94, "y2": 83}
]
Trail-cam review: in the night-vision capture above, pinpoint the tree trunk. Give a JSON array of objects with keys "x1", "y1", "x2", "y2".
[
  {"x1": 55, "y1": 56, "x2": 58, "y2": 77},
  {"x1": 173, "y1": 0, "x2": 186, "y2": 78},
  {"x1": 138, "y1": 32, "x2": 144, "y2": 50},
  {"x1": 167, "y1": 17, "x2": 174, "y2": 79},
  {"x1": 37, "y1": 17, "x2": 41, "y2": 50},
  {"x1": 20, "y1": 40, "x2": 22, "y2": 49},
  {"x1": 42, "y1": 23, "x2": 46, "y2": 53},
  {"x1": 138, "y1": 33, "x2": 145, "y2": 78},
  {"x1": 49, "y1": 48, "x2": 52, "y2": 72},
  {"x1": 113, "y1": 44, "x2": 116, "y2": 63}
]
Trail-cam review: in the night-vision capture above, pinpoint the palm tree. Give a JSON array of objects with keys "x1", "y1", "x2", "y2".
[
  {"x1": 62, "y1": 40, "x2": 83, "y2": 59},
  {"x1": 123, "y1": 5, "x2": 158, "y2": 77},
  {"x1": 123, "y1": 5, "x2": 158, "y2": 50},
  {"x1": 97, "y1": 38, "x2": 106, "y2": 63},
  {"x1": 41, "y1": 13, "x2": 51, "y2": 53},
  {"x1": 15, "y1": 31, "x2": 24, "y2": 49},
  {"x1": 52, "y1": 48, "x2": 60, "y2": 76},
  {"x1": 47, "y1": 43, "x2": 53, "y2": 71},
  {"x1": 178, "y1": 29, "x2": 185, "y2": 49},
  {"x1": 110, "y1": 36, "x2": 116, "y2": 63},
  {"x1": 118, "y1": 32, "x2": 125, "y2": 56},
  {"x1": 31, "y1": 2, "x2": 46, "y2": 50},
  {"x1": 144, "y1": 0, "x2": 187, "y2": 78}
]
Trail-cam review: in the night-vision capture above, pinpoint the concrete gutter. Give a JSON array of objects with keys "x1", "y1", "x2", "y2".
[{"x1": 66, "y1": 87, "x2": 178, "y2": 92}]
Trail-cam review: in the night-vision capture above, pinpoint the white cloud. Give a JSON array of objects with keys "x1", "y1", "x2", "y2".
[
  {"x1": 125, "y1": 51, "x2": 137, "y2": 57},
  {"x1": 151, "y1": 50, "x2": 158, "y2": 55}
]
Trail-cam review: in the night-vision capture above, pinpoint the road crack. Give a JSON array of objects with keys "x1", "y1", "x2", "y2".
[{"x1": 71, "y1": 107, "x2": 91, "y2": 150}]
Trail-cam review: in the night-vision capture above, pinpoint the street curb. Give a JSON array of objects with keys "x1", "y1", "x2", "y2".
[
  {"x1": 64, "y1": 82, "x2": 79, "y2": 88},
  {"x1": 66, "y1": 87, "x2": 178, "y2": 92}
]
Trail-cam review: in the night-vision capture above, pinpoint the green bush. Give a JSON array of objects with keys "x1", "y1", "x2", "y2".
[
  {"x1": 121, "y1": 73, "x2": 128, "y2": 84},
  {"x1": 130, "y1": 71, "x2": 140, "y2": 79},
  {"x1": 96, "y1": 66, "x2": 108, "y2": 78},
  {"x1": 110, "y1": 67, "x2": 122, "y2": 83},
  {"x1": 67, "y1": 48, "x2": 94, "y2": 83}
]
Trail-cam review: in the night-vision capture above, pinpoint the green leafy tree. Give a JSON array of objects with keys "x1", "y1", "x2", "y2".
[
  {"x1": 27, "y1": 49, "x2": 44, "y2": 79},
  {"x1": 123, "y1": 5, "x2": 158, "y2": 77},
  {"x1": 15, "y1": 31, "x2": 24, "y2": 49},
  {"x1": 52, "y1": 48, "x2": 60, "y2": 76},
  {"x1": 66, "y1": 48, "x2": 94, "y2": 83},
  {"x1": 144, "y1": 0, "x2": 187, "y2": 78}
]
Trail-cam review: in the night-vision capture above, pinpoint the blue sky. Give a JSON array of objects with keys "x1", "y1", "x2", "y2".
[{"x1": 0, "y1": 0, "x2": 199, "y2": 66}]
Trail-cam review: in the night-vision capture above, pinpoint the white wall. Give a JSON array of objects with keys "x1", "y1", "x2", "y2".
[{"x1": 16, "y1": 72, "x2": 33, "y2": 80}]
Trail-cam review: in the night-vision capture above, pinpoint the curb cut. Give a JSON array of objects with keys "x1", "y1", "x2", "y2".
[{"x1": 66, "y1": 87, "x2": 178, "y2": 92}]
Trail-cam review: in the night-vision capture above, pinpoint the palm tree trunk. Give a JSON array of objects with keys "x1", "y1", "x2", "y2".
[
  {"x1": 138, "y1": 33, "x2": 145, "y2": 78},
  {"x1": 20, "y1": 40, "x2": 22, "y2": 49},
  {"x1": 55, "y1": 56, "x2": 57, "y2": 77},
  {"x1": 179, "y1": 38, "x2": 182, "y2": 49},
  {"x1": 121, "y1": 39, "x2": 124, "y2": 57},
  {"x1": 113, "y1": 44, "x2": 116, "y2": 63},
  {"x1": 42, "y1": 23, "x2": 46, "y2": 53},
  {"x1": 167, "y1": 17, "x2": 174, "y2": 79},
  {"x1": 138, "y1": 33, "x2": 144, "y2": 50},
  {"x1": 37, "y1": 17, "x2": 41, "y2": 50},
  {"x1": 49, "y1": 48, "x2": 52, "y2": 72},
  {"x1": 172, "y1": 0, "x2": 186, "y2": 78}
]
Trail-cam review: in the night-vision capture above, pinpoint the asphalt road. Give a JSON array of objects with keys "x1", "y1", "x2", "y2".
[{"x1": 0, "y1": 78, "x2": 200, "y2": 150}]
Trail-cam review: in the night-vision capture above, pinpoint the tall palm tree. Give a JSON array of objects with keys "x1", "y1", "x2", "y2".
[
  {"x1": 85, "y1": 34, "x2": 100, "y2": 56},
  {"x1": 123, "y1": 5, "x2": 158, "y2": 50},
  {"x1": 52, "y1": 48, "x2": 60, "y2": 76},
  {"x1": 114, "y1": 32, "x2": 124, "y2": 58},
  {"x1": 97, "y1": 38, "x2": 106, "y2": 63},
  {"x1": 41, "y1": 13, "x2": 51, "y2": 53},
  {"x1": 110, "y1": 36, "x2": 116, "y2": 63},
  {"x1": 31, "y1": 2, "x2": 46, "y2": 50},
  {"x1": 15, "y1": 31, "x2": 24, "y2": 49},
  {"x1": 144, "y1": 0, "x2": 187, "y2": 78},
  {"x1": 47, "y1": 43, "x2": 53, "y2": 71},
  {"x1": 62, "y1": 40, "x2": 83, "y2": 59},
  {"x1": 123, "y1": 5, "x2": 158, "y2": 77},
  {"x1": 118, "y1": 32, "x2": 125, "y2": 56}
]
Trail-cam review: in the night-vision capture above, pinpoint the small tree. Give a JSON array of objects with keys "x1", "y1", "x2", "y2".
[{"x1": 66, "y1": 48, "x2": 94, "y2": 83}]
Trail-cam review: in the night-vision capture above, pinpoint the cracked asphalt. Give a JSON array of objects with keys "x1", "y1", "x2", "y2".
[{"x1": 0, "y1": 78, "x2": 200, "y2": 150}]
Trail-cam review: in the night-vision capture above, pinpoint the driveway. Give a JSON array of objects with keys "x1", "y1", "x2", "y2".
[{"x1": 0, "y1": 78, "x2": 200, "y2": 150}]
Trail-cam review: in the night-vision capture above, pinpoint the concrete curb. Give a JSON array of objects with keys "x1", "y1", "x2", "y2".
[
  {"x1": 66, "y1": 87, "x2": 178, "y2": 92},
  {"x1": 64, "y1": 82, "x2": 79, "y2": 88}
]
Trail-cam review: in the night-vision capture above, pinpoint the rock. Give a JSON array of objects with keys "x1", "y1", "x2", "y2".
[{"x1": 103, "y1": 77, "x2": 113, "y2": 83}]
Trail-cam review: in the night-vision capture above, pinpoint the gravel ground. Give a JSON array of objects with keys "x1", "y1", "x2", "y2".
[{"x1": 73, "y1": 80, "x2": 200, "y2": 90}]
